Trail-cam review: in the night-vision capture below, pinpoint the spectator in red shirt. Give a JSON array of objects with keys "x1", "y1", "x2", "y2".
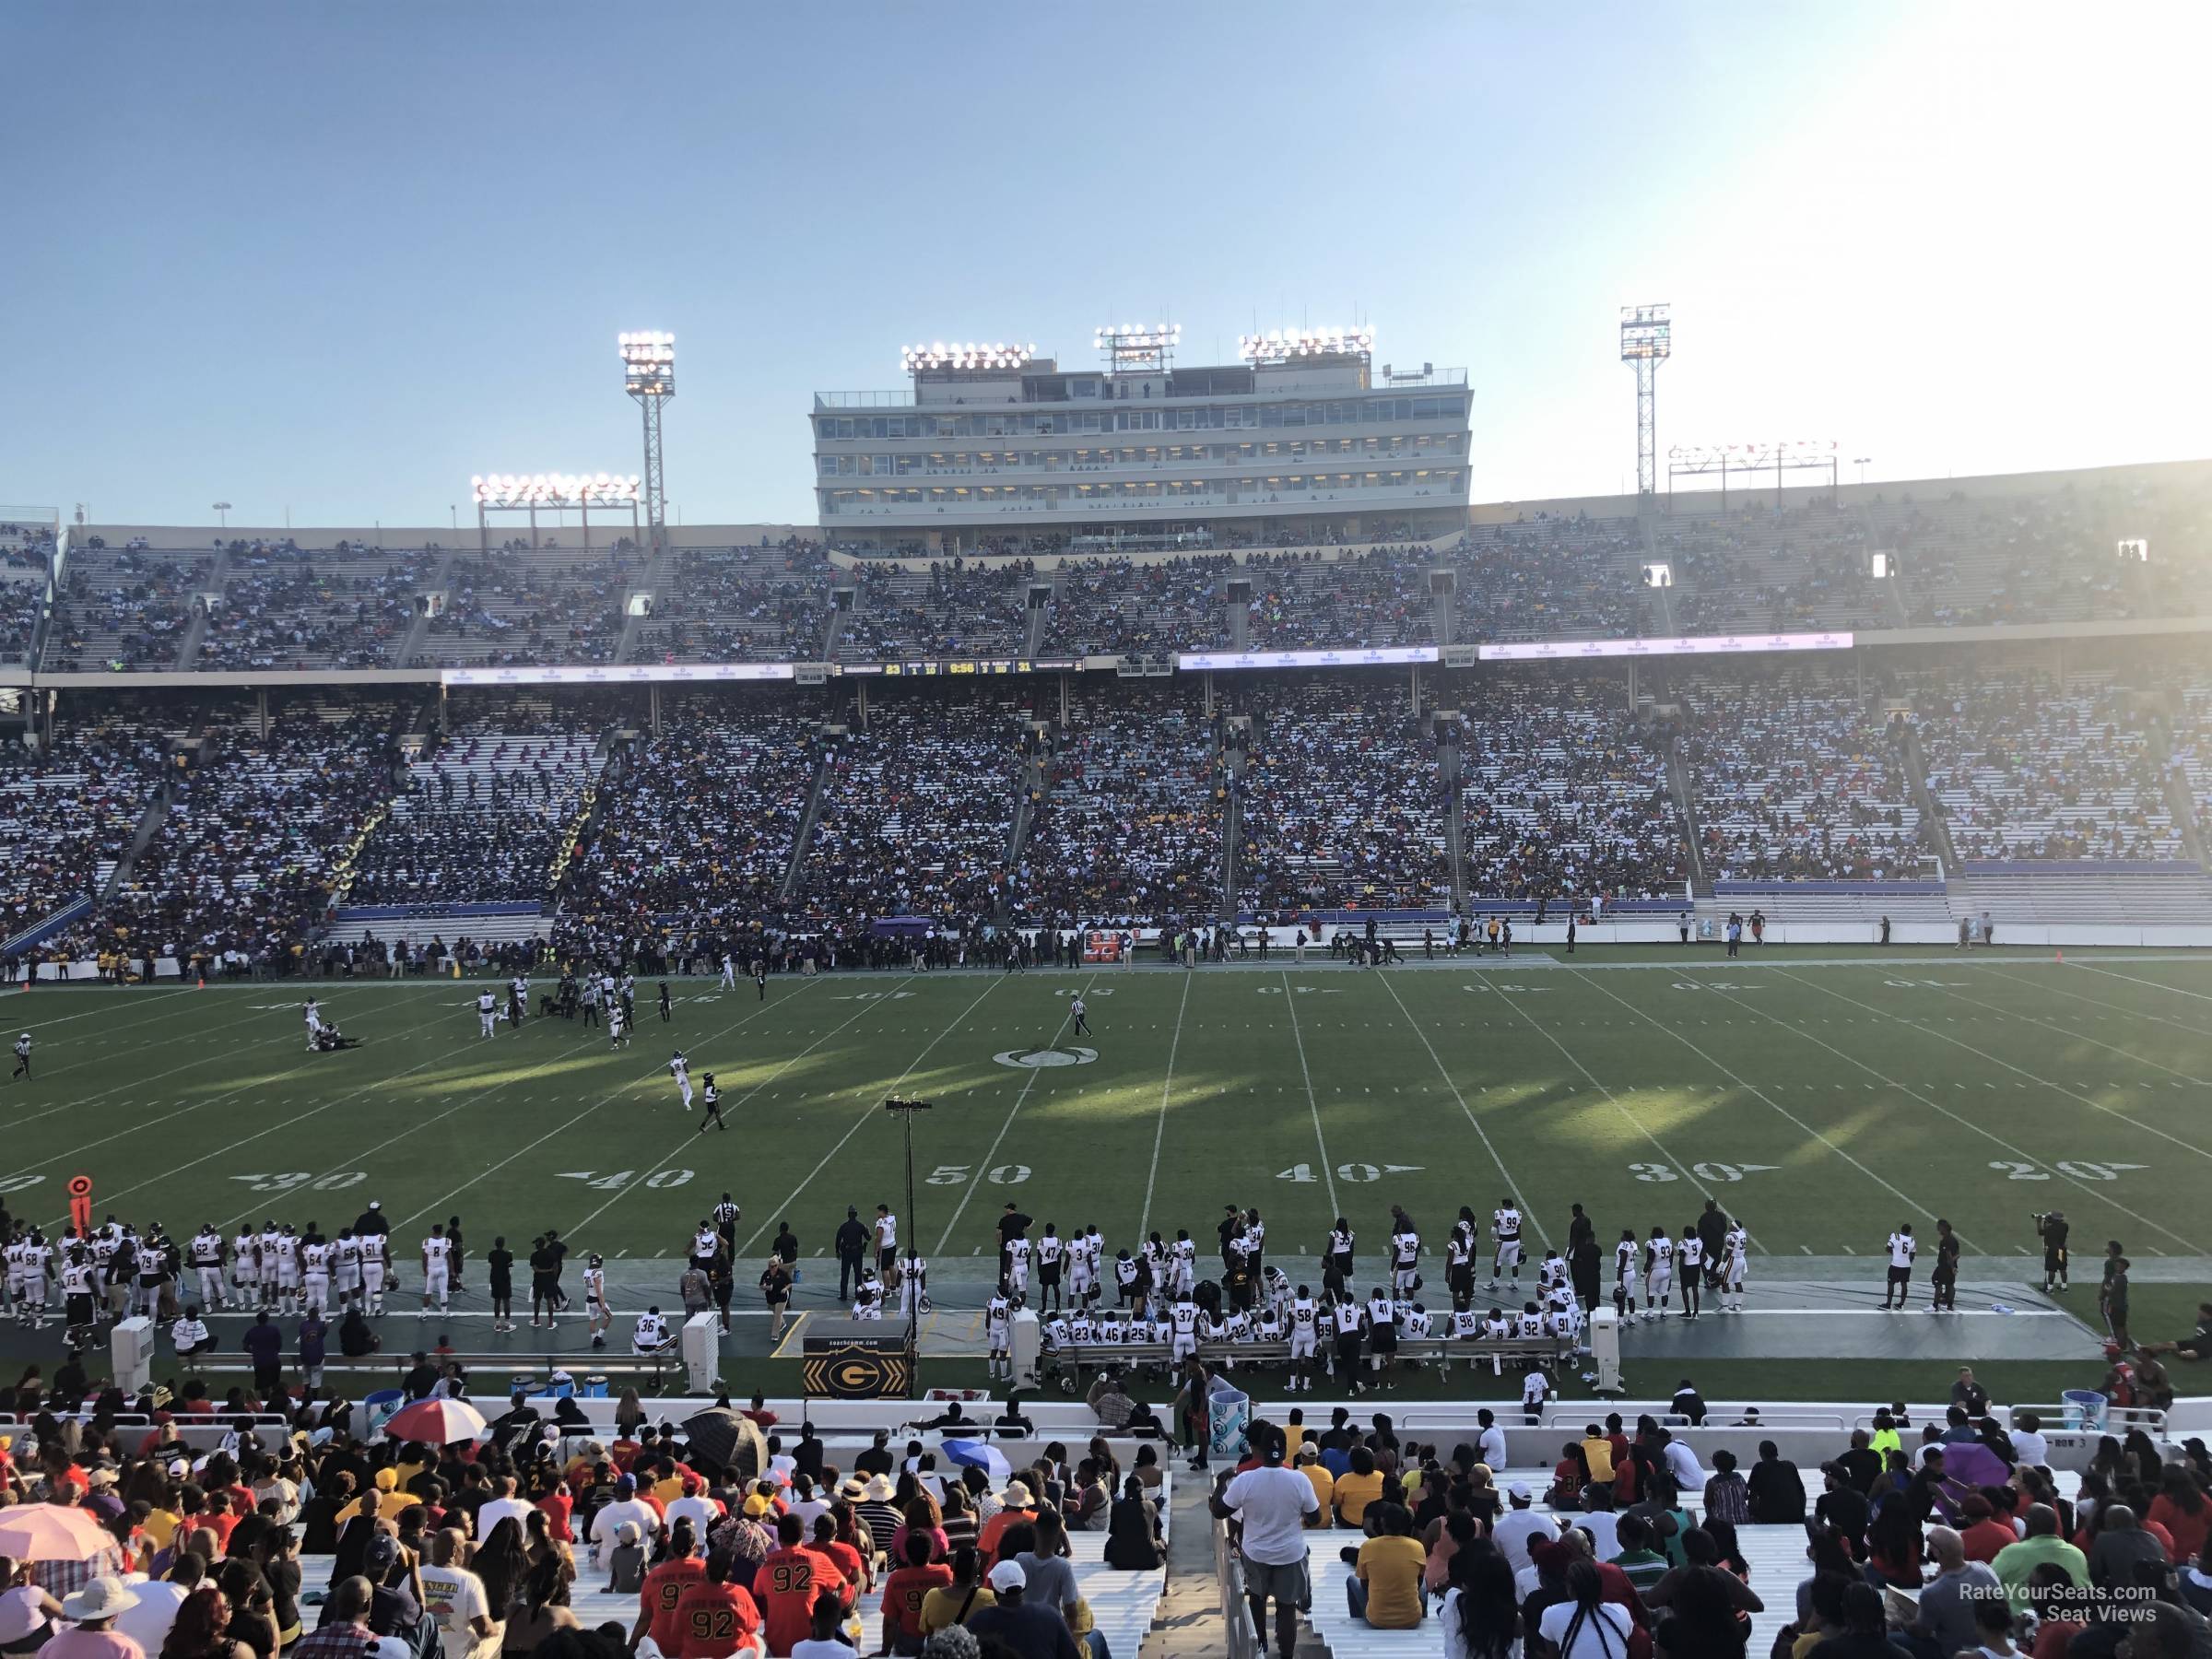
[
  {"x1": 877, "y1": 1534, "x2": 952, "y2": 1657},
  {"x1": 672, "y1": 1549, "x2": 762, "y2": 1659},
  {"x1": 634, "y1": 1518, "x2": 708, "y2": 1655},
  {"x1": 2148, "y1": 1468, "x2": 2212, "y2": 1566},
  {"x1": 1957, "y1": 1493, "x2": 2018, "y2": 1564},
  {"x1": 808, "y1": 1515, "x2": 868, "y2": 1604},
  {"x1": 757, "y1": 1512, "x2": 847, "y2": 1657}
]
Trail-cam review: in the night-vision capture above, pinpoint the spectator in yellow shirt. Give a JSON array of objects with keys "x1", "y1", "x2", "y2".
[
  {"x1": 1332, "y1": 1447, "x2": 1384, "y2": 1529},
  {"x1": 1346, "y1": 1506, "x2": 1425, "y2": 1628},
  {"x1": 1579, "y1": 1426, "x2": 1616, "y2": 1485},
  {"x1": 1294, "y1": 1444, "x2": 1335, "y2": 1527}
]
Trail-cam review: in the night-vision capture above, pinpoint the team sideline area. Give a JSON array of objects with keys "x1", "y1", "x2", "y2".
[{"x1": 6, "y1": 952, "x2": 2210, "y2": 1364}]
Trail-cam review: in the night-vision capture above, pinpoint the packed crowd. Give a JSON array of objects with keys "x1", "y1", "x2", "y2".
[
  {"x1": 1456, "y1": 677, "x2": 1688, "y2": 902},
  {"x1": 1917, "y1": 673, "x2": 2183, "y2": 861},
  {"x1": 1233, "y1": 680, "x2": 1452, "y2": 913},
  {"x1": 1, "y1": 523, "x2": 53, "y2": 663},
  {"x1": 1015, "y1": 685, "x2": 1228, "y2": 927},
  {"x1": 794, "y1": 697, "x2": 1020, "y2": 924},
  {"x1": 1041, "y1": 559, "x2": 1234, "y2": 656},
  {"x1": 347, "y1": 720, "x2": 603, "y2": 908},
  {"x1": 46, "y1": 550, "x2": 213, "y2": 672},
  {"x1": 75, "y1": 700, "x2": 403, "y2": 969},
  {"x1": 841, "y1": 564, "x2": 1030, "y2": 662},
  {"x1": 1658, "y1": 504, "x2": 1889, "y2": 637},
  {"x1": 1680, "y1": 675, "x2": 1926, "y2": 881},
  {"x1": 1210, "y1": 1389, "x2": 2212, "y2": 1659},
  {"x1": 643, "y1": 546, "x2": 833, "y2": 665},
  {"x1": 556, "y1": 696, "x2": 824, "y2": 947},
  {"x1": 2171, "y1": 681, "x2": 2212, "y2": 846},
  {"x1": 197, "y1": 548, "x2": 437, "y2": 672},
  {"x1": 416, "y1": 553, "x2": 627, "y2": 668},
  {"x1": 0, "y1": 720, "x2": 170, "y2": 940},
  {"x1": 1457, "y1": 518, "x2": 1648, "y2": 642},
  {"x1": 1238, "y1": 549, "x2": 1436, "y2": 650}
]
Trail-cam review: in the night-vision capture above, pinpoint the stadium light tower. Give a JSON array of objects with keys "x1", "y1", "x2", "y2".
[
  {"x1": 1619, "y1": 305, "x2": 1671, "y2": 497},
  {"x1": 618, "y1": 331, "x2": 675, "y2": 557}
]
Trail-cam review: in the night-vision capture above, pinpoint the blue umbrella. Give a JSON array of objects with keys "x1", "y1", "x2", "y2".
[{"x1": 942, "y1": 1439, "x2": 1013, "y2": 1487}]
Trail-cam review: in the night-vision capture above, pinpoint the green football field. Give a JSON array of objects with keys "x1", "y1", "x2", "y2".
[{"x1": 8, "y1": 947, "x2": 2212, "y2": 1300}]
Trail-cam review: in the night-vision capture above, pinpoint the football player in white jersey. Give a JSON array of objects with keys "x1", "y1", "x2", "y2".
[
  {"x1": 1644, "y1": 1227, "x2": 1675, "y2": 1311},
  {"x1": 633, "y1": 1305, "x2": 673, "y2": 1352},
  {"x1": 900, "y1": 1249, "x2": 929, "y2": 1319},
  {"x1": 333, "y1": 1229, "x2": 365, "y2": 1309},
  {"x1": 1170, "y1": 1230, "x2": 1197, "y2": 1298},
  {"x1": 477, "y1": 989, "x2": 499, "y2": 1039},
  {"x1": 1332, "y1": 1293, "x2": 1366, "y2": 1390},
  {"x1": 1719, "y1": 1222, "x2": 1749, "y2": 1313},
  {"x1": 4, "y1": 1230, "x2": 27, "y2": 1323},
  {"x1": 21, "y1": 1232, "x2": 53, "y2": 1328},
  {"x1": 668, "y1": 1051, "x2": 692, "y2": 1111},
  {"x1": 270, "y1": 1224, "x2": 300, "y2": 1314},
  {"x1": 1883, "y1": 1223, "x2": 1917, "y2": 1309},
  {"x1": 189, "y1": 1226, "x2": 228, "y2": 1312},
  {"x1": 1614, "y1": 1230, "x2": 1644, "y2": 1325},
  {"x1": 1067, "y1": 1230, "x2": 1096, "y2": 1309},
  {"x1": 508, "y1": 973, "x2": 528, "y2": 1028},
  {"x1": 1676, "y1": 1226, "x2": 1704, "y2": 1320},
  {"x1": 60, "y1": 1243, "x2": 97, "y2": 1337},
  {"x1": 1388, "y1": 1218, "x2": 1421, "y2": 1299},
  {"x1": 1323, "y1": 1218, "x2": 1356, "y2": 1302},
  {"x1": 984, "y1": 1288, "x2": 1012, "y2": 1379},
  {"x1": 301, "y1": 1234, "x2": 331, "y2": 1316},
  {"x1": 1401, "y1": 1300, "x2": 1434, "y2": 1340},
  {"x1": 1448, "y1": 1208, "x2": 1478, "y2": 1312},
  {"x1": 233, "y1": 1225, "x2": 264, "y2": 1309},
  {"x1": 583, "y1": 1253, "x2": 609, "y2": 1347},
  {"x1": 1285, "y1": 1286, "x2": 1320, "y2": 1390},
  {"x1": 304, "y1": 998, "x2": 327, "y2": 1049},
  {"x1": 1005, "y1": 1234, "x2": 1031, "y2": 1303},
  {"x1": 1168, "y1": 1290, "x2": 1200, "y2": 1367},
  {"x1": 132, "y1": 1234, "x2": 167, "y2": 1320},
  {"x1": 1490, "y1": 1199, "x2": 1524, "y2": 1291},
  {"x1": 359, "y1": 1230, "x2": 390, "y2": 1315},
  {"x1": 420, "y1": 1223, "x2": 453, "y2": 1315}
]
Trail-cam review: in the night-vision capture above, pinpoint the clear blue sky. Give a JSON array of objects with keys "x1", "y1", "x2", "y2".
[{"x1": 7, "y1": 0, "x2": 2207, "y2": 530}]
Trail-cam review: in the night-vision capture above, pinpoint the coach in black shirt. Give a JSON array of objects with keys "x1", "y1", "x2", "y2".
[{"x1": 835, "y1": 1208, "x2": 868, "y2": 1300}]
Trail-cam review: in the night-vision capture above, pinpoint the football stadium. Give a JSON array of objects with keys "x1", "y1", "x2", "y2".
[{"x1": 6, "y1": 7, "x2": 2212, "y2": 1659}]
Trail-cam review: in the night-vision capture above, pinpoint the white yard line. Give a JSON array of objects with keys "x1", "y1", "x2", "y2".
[
  {"x1": 1733, "y1": 970, "x2": 2200, "y2": 1253},
  {"x1": 2068, "y1": 960, "x2": 2212, "y2": 1009},
  {"x1": 1927, "y1": 979, "x2": 2212, "y2": 1089},
  {"x1": 1560, "y1": 968, "x2": 1973, "y2": 1248},
  {"x1": 7, "y1": 984, "x2": 197, "y2": 1041},
  {"x1": 214, "y1": 1001, "x2": 771, "y2": 1232},
  {"x1": 1988, "y1": 968, "x2": 2212, "y2": 1041},
  {"x1": 394, "y1": 982, "x2": 829, "y2": 1233},
  {"x1": 1137, "y1": 972, "x2": 1194, "y2": 1242},
  {"x1": 1374, "y1": 972, "x2": 1548, "y2": 1246},
  {"x1": 738, "y1": 974, "x2": 1009, "y2": 1261},
  {"x1": 569, "y1": 982, "x2": 888, "y2": 1241},
  {"x1": 1484, "y1": 978, "x2": 1759, "y2": 1251},
  {"x1": 9, "y1": 983, "x2": 453, "y2": 1135},
  {"x1": 1786, "y1": 969, "x2": 2212, "y2": 1166},
  {"x1": 1280, "y1": 971, "x2": 1344, "y2": 1224},
  {"x1": 931, "y1": 976, "x2": 1097, "y2": 1256}
]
